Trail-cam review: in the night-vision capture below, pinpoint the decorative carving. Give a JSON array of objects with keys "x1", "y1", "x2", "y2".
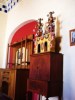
[
  {"x1": 36, "y1": 18, "x2": 43, "y2": 37},
  {"x1": 34, "y1": 11, "x2": 56, "y2": 53},
  {"x1": 45, "y1": 11, "x2": 56, "y2": 33}
]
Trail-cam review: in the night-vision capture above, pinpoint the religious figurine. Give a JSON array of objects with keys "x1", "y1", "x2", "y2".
[
  {"x1": 34, "y1": 12, "x2": 56, "y2": 54},
  {"x1": 36, "y1": 18, "x2": 43, "y2": 37},
  {"x1": 45, "y1": 11, "x2": 56, "y2": 33}
]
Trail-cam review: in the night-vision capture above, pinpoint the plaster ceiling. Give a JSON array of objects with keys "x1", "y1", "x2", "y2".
[{"x1": 0, "y1": 0, "x2": 20, "y2": 13}]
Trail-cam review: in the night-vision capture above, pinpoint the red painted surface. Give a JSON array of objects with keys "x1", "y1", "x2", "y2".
[{"x1": 11, "y1": 21, "x2": 37, "y2": 43}]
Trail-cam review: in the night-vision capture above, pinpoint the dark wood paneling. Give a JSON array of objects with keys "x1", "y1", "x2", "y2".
[
  {"x1": 0, "y1": 69, "x2": 29, "y2": 100},
  {"x1": 27, "y1": 52, "x2": 63, "y2": 99}
]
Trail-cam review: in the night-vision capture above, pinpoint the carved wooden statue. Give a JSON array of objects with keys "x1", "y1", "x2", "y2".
[
  {"x1": 36, "y1": 18, "x2": 43, "y2": 37},
  {"x1": 45, "y1": 11, "x2": 56, "y2": 33}
]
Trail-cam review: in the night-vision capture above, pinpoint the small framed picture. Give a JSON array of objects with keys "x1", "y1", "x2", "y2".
[{"x1": 70, "y1": 29, "x2": 75, "y2": 46}]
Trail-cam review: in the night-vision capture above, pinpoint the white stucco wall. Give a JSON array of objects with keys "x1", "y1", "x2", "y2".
[
  {"x1": 0, "y1": 12, "x2": 8, "y2": 68},
  {"x1": 0, "y1": 0, "x2": 75, "y2": 100}
]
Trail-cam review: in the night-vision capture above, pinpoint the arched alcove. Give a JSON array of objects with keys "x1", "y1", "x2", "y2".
[
  {"x1": 7, "y1": 20, "x2": 37, "y2": 68},
  {"x1": 7, "y1": 20, "x2": 39, "y2": 100}
]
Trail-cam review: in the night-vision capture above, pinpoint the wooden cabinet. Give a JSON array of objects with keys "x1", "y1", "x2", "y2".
[
  {"x1": 27, "y1": 52, "x2": 63, "y2": 100},
  {"x1": 7, "y1": 35, "x2": 34, "y2": 69},
  {"x1": 0, "y1": 68, "x2": 29, "y2": 100},
  {"x1": 0, "y1": 69, "x2": 3, "y2": 93}
]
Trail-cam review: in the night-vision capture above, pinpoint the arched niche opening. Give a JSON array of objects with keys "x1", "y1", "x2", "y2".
[
  {"x1": 44, "y1": 41, "x2": 47, "y2": 52},
  {"x1": 7, "y1": 20, "x2": 37, "y2": 68},
  {"x1": 38, "y1": 44, "x2": 41, "y2": 53}
]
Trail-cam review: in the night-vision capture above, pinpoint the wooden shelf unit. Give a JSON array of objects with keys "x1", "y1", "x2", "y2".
[
  {"x1": 0, "y1": 68, "x2": 30, "y2": 100},
  {"x1": 7, "y1": 34, "x2": 34, "y2": 69}
]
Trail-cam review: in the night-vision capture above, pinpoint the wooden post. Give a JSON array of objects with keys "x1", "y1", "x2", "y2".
[
  {"x1": 20, "y1": 39, "x2": 23, "y2": 68},
  {"x1": 6, "y1": 44, "x2": 9, "y2": 68},
  {"x1": 24, "y1": 36, "x2": 27, "y2": 68}
]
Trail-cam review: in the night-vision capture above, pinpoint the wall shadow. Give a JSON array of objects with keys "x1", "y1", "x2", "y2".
[{"x1": 55, "y1": 17, "x2": 62, "y2": 53}]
